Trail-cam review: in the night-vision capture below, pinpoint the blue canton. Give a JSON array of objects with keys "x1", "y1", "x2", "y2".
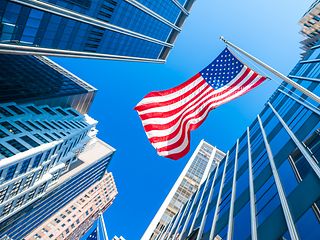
[
  {"x1": 86, "y1": 229, "x2": 98, "y2": 240},
  {"x1": 200, "y1": 48, "x2": 244, "y2": 90}
]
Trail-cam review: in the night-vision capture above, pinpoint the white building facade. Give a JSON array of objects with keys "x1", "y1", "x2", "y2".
[
  {"x1": 0, "y1": 101, "x2": 97, "y2": 224},
  {"x1": 142, "y1": 140, "x2": 225, "y2": 240}
]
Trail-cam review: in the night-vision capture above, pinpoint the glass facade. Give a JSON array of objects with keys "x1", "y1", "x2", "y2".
[
  {"x1": 0, "y1": 54, "x2": 96, "y2": 114},
  {"x1": 159, "y1": 16, "x2": 320, "y2": 240},
  {"x1": 0, "y1": 0, "x2": 195, "y2": 61},
  {"x1": 143, "y1": 141, "x2": 225, "y2": 240},
  {"x1": 0, "y1": 154, "x2": 112, "y2": 239}
]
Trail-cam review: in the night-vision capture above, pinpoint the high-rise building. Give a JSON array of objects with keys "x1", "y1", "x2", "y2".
[
  {"x1": 0, "y1": 102, "x2": 98, "y2": 224},
  {"x1": 0, "y1": 54, "x2": 96, "y2": 114},
  {"x1": 0, "y1": 135, "x2": 115, "y2": 240},
  {"x1": 143, "y1": 140, "x2": 225, "y2": 240},
  {"x1": 0, "y1": 0, "x2": 195, "y2": 62},
  {"x1": 159, "y1": 6, "x2": 320, "y2": 240},
  {"x1": 0, "y1": 54, "x2": 116, "y2": 238},
  {"x1": 24, "y1": 171, "x2": 118, "y2": 240},
  {"x1": 300, "y1": 0, "x2": 320, "y2": 52}
]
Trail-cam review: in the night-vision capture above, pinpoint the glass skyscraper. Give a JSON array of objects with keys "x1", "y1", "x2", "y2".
[
  {"x1": 157, "y1": 4, "x2": 320, "y2": 240},
  {"x1": 0, "y1": 0, "x2": 195, "y2": 62},
  {"x1": 0, "y1": 54, "x2": 96, "y2": 114},
  {"x1": 143, "y1": 141, "x2": 225, "y2": 240}
]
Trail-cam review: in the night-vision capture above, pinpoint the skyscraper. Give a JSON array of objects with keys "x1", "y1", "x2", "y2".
[
  {"x1": 143, "y1": 140, "x2": 225, "y2": 240},
  {"x1": 0, "y1": 0, "x2": 195, "y2": 62},
  {"x1": 24, "y1": 171, "x2": 117, "y2": 240},
  {"x1": 0, "y1": 54, "x2": 96, "y2": 114},
  {"x1": 0, "y1": 54, "x2": 116, "y2": 238},
  {"x1": 0, "y1": 133, "x2": 115, "y2": 239},
  {"x1": 159, "y1": 3, "x2": 320, "y2": 240},
  {"x1": 299, "y1": 0, "x2": 320, "y2": 52}
]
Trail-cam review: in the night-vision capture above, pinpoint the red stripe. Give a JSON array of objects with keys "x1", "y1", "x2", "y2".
[
  {"x1": 154, "y1": 76, "x2": 267, "y2": 155},
  {"x1": 139, "y1": 84, "x2": 213, "y2": 120},
  {"x1": 139, "y1": 68, "x2": 252, "y2": 121},
  {"x1": 136, "y1": 78, "x2": 208, "y2": 113},
  {"x1": 143, "y1": 70, "x2": 257, "y2": 132},
  {"x1": 135, "y1": 73, "x2": 202, "y2": 107}
]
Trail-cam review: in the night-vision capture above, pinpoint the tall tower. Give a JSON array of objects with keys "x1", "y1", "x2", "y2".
[
  {"x1": 0, "y1": 54, "x2": 117, "y2": 238},
  {"x1": 142, "y1": 140, "x2": 225, "y2": 240},
  {"x1": 0, "y1": 0, "x2": 195, "y2": 62}
]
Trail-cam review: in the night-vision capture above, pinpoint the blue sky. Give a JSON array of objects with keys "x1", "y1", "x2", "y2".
[{"x1": 52, "y1": 1, "x2": 314, "y2": 239}]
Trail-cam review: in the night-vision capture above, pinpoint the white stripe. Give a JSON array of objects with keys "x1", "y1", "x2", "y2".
[
  {"x1": 142, "y1": 68, "x2": 254, "y2": 126},
  {"x1": 136, "y1": 77, "x2": 203, "y2": 106},
  {"x1": 154, "y1": 76, "x2": 264, "y2": 154},
  {"x1": 142, "y1": 69, "x2": 256, "y2": 130},
  {"x1": 137, "y1": 67, "x2": 247, "y2": 109},
  {"x1": 138, "y1": 79, "x2": 210, "y2": 115}
]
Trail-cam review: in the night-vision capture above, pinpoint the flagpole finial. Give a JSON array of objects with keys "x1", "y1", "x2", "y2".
[{"x1": 219, "y1": 36, "x2": 227, "y2": 43}]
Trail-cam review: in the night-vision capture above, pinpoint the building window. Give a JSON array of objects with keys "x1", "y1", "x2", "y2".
[
  {"x1": 22, "y1": 174, "x2": 34, "y2": 190},
  {"x1": 35, "y1": 121, "x2": 49, "y2": 130},
  {"x1": 0, "y1": 107, "x2": 13, "y2": 117},
  {"x1": 0, "y1": 186, "x2": 8, "y2": 203},
  {"x1": 44, "y1": 133, "x2": 56, "y2": 141},
  {"x1": 1, "y1": 202, "x2": 12, "y2": 216},
  {"x1": 44, "y1": 121, "x2": 57, "y2": 130},
  {"x1": 0, "y1": 121, "x2": 21, "y2": 134},
  {"x1": 67, "y1": 109, "x2": 79, "y2": 117},
  {"x1": 8, "y1": 105, "x2": 24, "y2": 115},
  {"x1": 5, "y1": 164, "x2": 17, "y2": 181},
  {"x1": 0, "y1": 129, "x2": 8, "y2": 138},
  {"x1": 21, "y1": 135, "x2": 40, "y2": 147},
  {"x1": 43, "y1": 107, "x2": 56, "y2": 115},
  {"x1": 0, "y1": 144, "x2": 14, "y2": 158},
  {"x1": 33, "y1": 134, "x2": 49, "y2": 143},
  {"x1": 15, "y1": 195, "x2": 25, "y2": 207},
  {"x1": 27, "y1": 189, "x2": 36, "y2": 201},
  {"x1": 27, "y1": 106, "x2": 42, "y2": 115},
  {"x1": 56, "y1": 108, "x2": 68, "y2": 116},
  {"x1": 9, "y1": 180, "x2": 22, "y2": 197},
  {"x1": 26, "y1": 121, "x2": 41, "y2": 130},
  {"x1": 19, "y1": 158, "x2": 31, "y2": 174},
  {"x1": 7, "y1": 139, "x2": 28, "y2": 152},
  {"x1": 32, "y1": 154, "x2": 43, "y2": 168},
  {"x1": 15, "y1": 121, "x2": 32, "y2": 132}
]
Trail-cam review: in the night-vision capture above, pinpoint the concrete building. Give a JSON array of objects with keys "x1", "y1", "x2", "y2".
[
  {"x1": 0, "y1": 0, "x2": 195, "y2": 62},
  {"x1": 160, "y1": 3, "x2": 320, "y2": 239},
  {"x1": 24, "y1": 171, "x2": 117, "y2": 240},
  {"x1": 142, "y1": 141, "x2": 225, "y2": 240}
]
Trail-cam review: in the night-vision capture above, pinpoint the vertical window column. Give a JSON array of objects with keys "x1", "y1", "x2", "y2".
[
  {"x1": 196, "y1": 163, "x2": 220, "y2": 240},
  {"x1": 209, "y1": 151, "x2": 230, "y2": 239},
  {"x1": 268, "y1": 102, "x2": 320, "y2": 178},
  {"x1": 247, "y1": 127, "x2": 258, "y2": 240},
  {"x1": 226, "y1": 140, "x2": 239, "y2": 240},
  {"x1": 257, "y1": 115, "x2": 299, "y2": 240}
]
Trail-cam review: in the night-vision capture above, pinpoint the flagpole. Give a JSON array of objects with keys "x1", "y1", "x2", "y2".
[{"x1": 220, "y1": 36, "x2": 320, "y2": 104}]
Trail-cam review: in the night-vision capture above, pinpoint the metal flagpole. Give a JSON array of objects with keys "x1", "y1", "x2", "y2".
[
  {"x1": 99, "y1": 213, "x2": 109, "y2": 240},
  {"x1": 220, "y1": 36, "x2": 320, "y2": 104}
]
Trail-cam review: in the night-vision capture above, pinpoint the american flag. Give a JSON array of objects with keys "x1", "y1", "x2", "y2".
[{"x1": 135, "y1": 48, "x2": 267, "y2": 160}]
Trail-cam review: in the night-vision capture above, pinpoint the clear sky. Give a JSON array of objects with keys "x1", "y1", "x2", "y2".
[{"x1": 52, "y1": 1, "x2": 314, "y2": 239}]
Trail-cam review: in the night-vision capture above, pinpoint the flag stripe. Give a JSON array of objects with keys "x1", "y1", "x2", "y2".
[
  {"x1": 134, "y1": 48, "x2": 268, "y2": 159},
  {"x1": 142, "y1": 69, "x2": 255, "y2": 130},
  {"x1": 156, "y1": 76, "x2": 267, "y2": 158},
  {"x1": 149, "y1": 75, "x2": 266, "y2": 150}
]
